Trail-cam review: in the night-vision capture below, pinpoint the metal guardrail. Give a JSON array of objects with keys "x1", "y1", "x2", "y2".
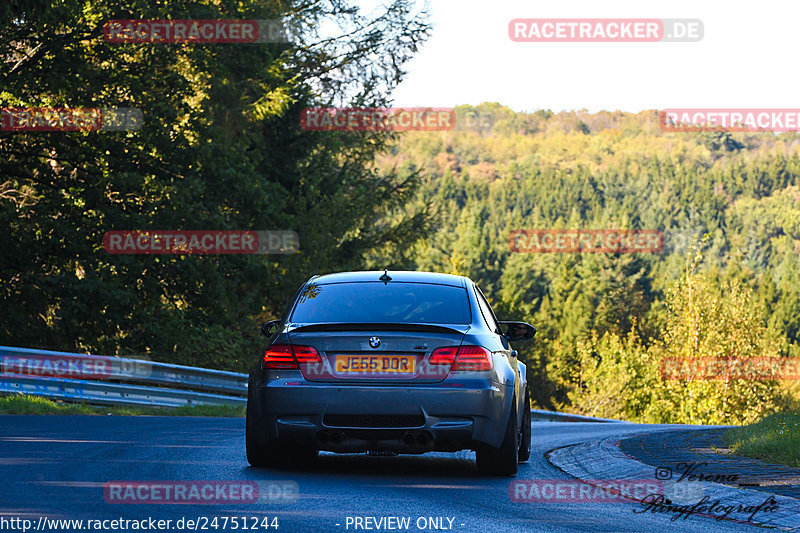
[
  {"x1": 531, "y1": 408, "x2": 625, "y2": 423},
  {"x1": 0, "y1": 346, "x2": 247, "y2": 408}
]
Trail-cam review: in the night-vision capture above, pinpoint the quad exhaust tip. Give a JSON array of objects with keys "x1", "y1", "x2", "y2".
[
  {"x1": 317, "y1": 430, "x2": 431, "y2": 447},
  {"x1": 316, "y1": 430, "x2": 344, "y2": 445},
  {"x1": 403, "y1": 431, "x2": 433, "y2": 447}
]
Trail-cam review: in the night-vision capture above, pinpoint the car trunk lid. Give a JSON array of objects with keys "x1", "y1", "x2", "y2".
[{"x1": 286, "y1": 323, "x2": 468, "y2": 383}]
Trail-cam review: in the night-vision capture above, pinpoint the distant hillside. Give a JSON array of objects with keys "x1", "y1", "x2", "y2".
[{"x1": 370, "y1": 104, "x2": 800, "y2": 424}]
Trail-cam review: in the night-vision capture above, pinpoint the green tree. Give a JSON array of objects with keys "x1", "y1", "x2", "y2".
[
  {"x1": 644, "y1": 239, "x2": 784, "y2": 424},
  {"x1": 0, "y1": 0, "x2": 431, "y2": 369}
]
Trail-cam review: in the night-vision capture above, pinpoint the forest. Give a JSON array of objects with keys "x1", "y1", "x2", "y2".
[
  {"x1": 373, "y1": 104, "x2": 800, "y2": 424},
  {"x1": 3, "y1": 1, "x2": 799, "y2": 424}
]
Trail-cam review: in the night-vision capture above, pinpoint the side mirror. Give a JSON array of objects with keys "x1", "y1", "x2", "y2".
[
  {"x1": 499, "y1": 321, "x2": 536, "y2": 342},
  {"x1": 261, "y1": 319, "x2": 281, "y2": 337}
]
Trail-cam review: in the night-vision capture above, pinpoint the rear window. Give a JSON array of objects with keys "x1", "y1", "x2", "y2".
[{"x1": 289, "y1": 282, "x2": 471, "y2": 324}]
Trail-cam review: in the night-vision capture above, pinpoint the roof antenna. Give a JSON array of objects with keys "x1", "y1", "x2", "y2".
[{"x1": 379, "y1": 268, "x2": 392, "y2": 284}]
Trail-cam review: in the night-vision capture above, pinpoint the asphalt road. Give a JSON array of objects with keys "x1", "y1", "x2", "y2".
[{"x1": 0, "y1": 416, "x2": 762, "y2": 532}]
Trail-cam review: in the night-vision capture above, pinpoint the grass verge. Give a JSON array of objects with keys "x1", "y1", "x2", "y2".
[
  {"x1": 0, "y1": 393, "x2": 245, "y2": 417},
  {"x1": 724, "y1": 412, "x2": 800, "y2": 468}
]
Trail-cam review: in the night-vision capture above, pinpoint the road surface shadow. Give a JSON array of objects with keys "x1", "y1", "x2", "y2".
[{"x1": 244, "y1": 451, "x2": 489, "y2": 479}]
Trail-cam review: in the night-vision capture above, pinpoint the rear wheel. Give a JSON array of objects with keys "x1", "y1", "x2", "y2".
[
  {"x1": 476, "y1": 401, "x2": 518, "y2": 476},
  {"x1": 246, "y1": 384, "x2": 318, "y2": 468},
  {"x1": 246, "y1": 384, "x2": 283, "y2": 467},
  {"x1": 518, "y1": 388, "x2": 531, "y2": 462}
]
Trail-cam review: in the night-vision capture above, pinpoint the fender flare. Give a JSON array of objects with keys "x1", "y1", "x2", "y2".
[
  {"x1": 516, "y1": 360, "x2": 527, "y2": 390},
  {"x1": 515, "y1": 360, "x2": 528, "y2": 425}
]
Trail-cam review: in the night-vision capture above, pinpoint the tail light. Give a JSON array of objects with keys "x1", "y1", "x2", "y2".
[
  {"x1": 429, "y1": 346, "x2": 458, "y2": 365},
  {"x1": 263, "y1": 344, "x2": 321, "y2": 370},
  {"x1": 451, "y1": 346, "x2": 493, "y2": 371},
  {"x1": 429, "y1": 345, "x2": 493, "y2": 372},
  {"x1": 292, "y1": 345, "x2": 321, "y2": 363}
]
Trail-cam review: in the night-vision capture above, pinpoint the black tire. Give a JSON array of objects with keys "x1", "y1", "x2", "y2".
[
  {"x1": 246, "y1": 384, "x2": 283, "y2": 468},
  {"x1": 476, "y1": 401, "x2": 518, "y2": 476},
  {"x1": 518, "y1": 388, "x2": 531, "y2": 462}
]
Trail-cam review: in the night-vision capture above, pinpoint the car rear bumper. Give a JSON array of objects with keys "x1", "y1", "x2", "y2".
[{"x1": 250, "y1": 374, "x2": 511, "y2": 451}]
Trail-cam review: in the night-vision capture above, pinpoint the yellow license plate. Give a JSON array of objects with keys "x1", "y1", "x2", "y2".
[{"x1": 335, "y1": 355, "x2": 416, "y2": 374}]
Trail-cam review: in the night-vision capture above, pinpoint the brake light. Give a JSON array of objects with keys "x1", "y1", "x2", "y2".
[
  {"x1": 429, "y1": 346, "x2": 493, "y2": 372},
  {"x1": 262, "y1": 344, "x2": 321, "y2": 370},
  {"x1": 429, "y1": 346, "x2": 458, "y2": 365},
  {"x1": 452, "y1": 346, "x2": 493, "y2": 371},
  {"x1": 293, "y1": 345, "x2": 321, "y2": 364},
  {"x1": 263, "y1": 344, "x2": 296, "y2": 369}
]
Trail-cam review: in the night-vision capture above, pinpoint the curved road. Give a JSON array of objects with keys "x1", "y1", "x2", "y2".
[{"x1": 0, "y1": 416, "x2": 759, "y2": 532}]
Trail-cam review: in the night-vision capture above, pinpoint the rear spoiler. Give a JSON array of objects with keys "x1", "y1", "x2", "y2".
[{"x1": 287, "y1": 323, "x2": 470, "y2": 335}]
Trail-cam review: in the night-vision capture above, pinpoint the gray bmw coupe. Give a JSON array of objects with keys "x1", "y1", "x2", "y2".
[{"x1": 246, "y1": 270, "x2": 536, "y2": 476}]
